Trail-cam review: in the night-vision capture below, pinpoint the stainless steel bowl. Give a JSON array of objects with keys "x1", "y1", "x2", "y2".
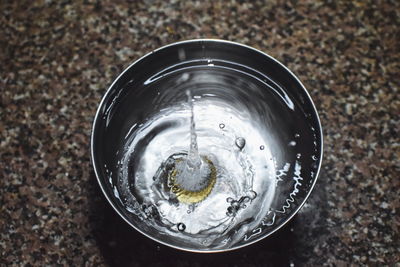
[{"x1": 91, "y1": 39, "x2": 323, "y2": 252}]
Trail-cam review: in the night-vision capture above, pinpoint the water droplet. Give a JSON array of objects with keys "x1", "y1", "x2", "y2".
[
  {"x1": 219, "y1": 123, "x2": 225, "y2": 129},
  {"x1": 312, "y1": 155, "x2": 318, "y2": 161},
  {"x1": 231, "y1": 201, "x2": 239, "y2": 209},
  {"x1": 226, "y1": 197, "x2": 234, "y2": 203},
  {"x1": 295, "y1": 133, "x2": 300, "y2": 138},
  {"x1": 259, "y1": 145, "x2": 265, "y2": 150},
  {"x1": 181, "y1": 73, "x2": 189, "y2": 82},
  {"x1": 177, "y1": 223, "x2": 186, "y2": 231},
  {"x1": 288, "y1": 141, "x2": 296, "y2": 146},
  {"x1": 235, "y1": 137, "x2": 246, "y2": 150},
  {"x1": 187, "y1": 204, "x2": 195, "y2": 213},
  {"x1": 247, "y1": 190, "x2": 257, "y2": 200},
  {"x1": 296, "y1": 153, "x2": 301, "y2": 159}
]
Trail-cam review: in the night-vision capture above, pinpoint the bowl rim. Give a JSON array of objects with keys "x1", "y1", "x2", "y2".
[{"x1": 90, "y1": 38, "x2": 324, "y2": 253}]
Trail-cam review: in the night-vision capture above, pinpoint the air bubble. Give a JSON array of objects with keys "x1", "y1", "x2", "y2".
[
  {"x1": 177, "y1": 223, "x2": 186, "y2": 231},
  {"x1": 312, "y1": 155, "x2": 318, "y2": 161},
  {"x1": 260, "y1": 145, "x2": 265, "y2": 150},
  {"x1": 188, "y1": 204, "x2": 195, "y2": 213},
  {"x1": 295, "y1": 133, "x2": 300, "y2": 138},
  {"x1": 235, "y1": 137, "x2": 246, "y2": 150},
  {"x1": 296, "y1": 153, "x2": 301, "y2": 159},
  {"x1": 219, "y1": 123, "x2": 225, "y2": 129},
  {"x1": 226, "y1": 197, "x2": 234, "y2": 203}
]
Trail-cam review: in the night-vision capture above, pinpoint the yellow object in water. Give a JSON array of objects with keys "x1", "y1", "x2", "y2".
[{"x1": 168, "y1": 157, "x2": 217, "y2": 204}]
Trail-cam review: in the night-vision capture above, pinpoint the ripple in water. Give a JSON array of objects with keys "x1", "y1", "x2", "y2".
[{"x1": 117, "y1": 90, "x2": 276, "y2": 249}]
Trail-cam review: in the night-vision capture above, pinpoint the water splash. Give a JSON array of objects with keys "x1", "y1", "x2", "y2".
[
  {"x1": 117, "y1": 96, "x2": 275, "y2": 248},
  {"x1": 276, "y1": 161, "x2": 303, "y2": 214},
  {"x1": 185, "y1": 90, "x2": 201, "y2": 168},
  {"x1": 105, "y1": 57, "x2": 320, "y2": 250},
  {"x1": 276, "y1": 163, "x2": 290, "y2": 184},
  {"x1": 256, "y1": 161, "x2": 304, "y2": 234}
]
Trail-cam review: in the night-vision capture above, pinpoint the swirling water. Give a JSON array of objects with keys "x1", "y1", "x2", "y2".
[
  {"x1": 117, "y1": 92, "x2": 276, "y2": 249},
  {"x1": 107, "y1": 62, "x2": 319, "y2": 250}
]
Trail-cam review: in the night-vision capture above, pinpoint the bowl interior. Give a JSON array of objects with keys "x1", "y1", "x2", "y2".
[{"x1": 91, "y1": 40, "x2": 322, "y2": 252}]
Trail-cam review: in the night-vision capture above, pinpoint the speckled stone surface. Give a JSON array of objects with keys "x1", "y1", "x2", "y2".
[{"x1": 1, "y1": 0, "x2": 399, "y2": 266}]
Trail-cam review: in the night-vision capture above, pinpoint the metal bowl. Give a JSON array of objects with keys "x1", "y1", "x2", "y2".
[{"x1": 91, "y1": 39, "x2": 323, "y2": 252}]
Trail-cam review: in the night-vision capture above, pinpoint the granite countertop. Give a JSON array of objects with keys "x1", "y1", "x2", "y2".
[{"x1": 1, "y1": 0, "x2": 399, "y2": 266}]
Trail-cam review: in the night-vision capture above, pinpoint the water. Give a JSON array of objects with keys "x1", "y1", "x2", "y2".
[
  {"x1": 117, "y1": 87, "x2": 276, "y2": 249},
  {"x1": 107, "y1": 60, "x2": 320, "y2": 250}
]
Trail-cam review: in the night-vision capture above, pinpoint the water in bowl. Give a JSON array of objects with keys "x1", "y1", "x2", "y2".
[{"x1": 110, "y1": 61, "x2": 318, "y2": 250}]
